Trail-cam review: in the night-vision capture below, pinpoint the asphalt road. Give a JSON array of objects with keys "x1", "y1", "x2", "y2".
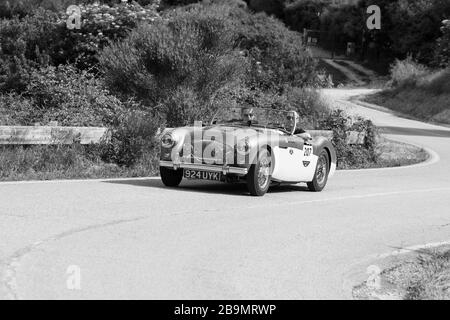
[{"x1": 1, "y1": 89, "x2": 450, "y2": 299}]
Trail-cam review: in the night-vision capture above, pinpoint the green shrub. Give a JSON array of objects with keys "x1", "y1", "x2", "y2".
[
  {"x1": 0, "y1": 0, "x2": 103, "y2": 18},
  {"x1": 25, "y1": 65, "x2": 125, "y2": 126},
  {"x1": 160, "y1": 86, "x2": 219, "y2": 127},
  {"x1": 0, "y1": 2, "x2": 161, "y2": 87},
  {"x1": 284, "y1": 87, "x2": 329, "y2": 128},
  {"x1": 0, "y1": 93, "x2": 37, "y2": 125},
  {"x1": 100, "y1": 110, "x2": 162, "y2": 167},
  {"x1": 57, "y1": 1, "x2": 161, "y2": 69},
  {"x1": 100, "y1": 3, "x2": 247, "y2": 121},
  {"x1": 319, "y1": 109, "x2": 378, "y2": 168},
  {"x1": 0, "y1": 9, "x2": 60, "y2": 92},
  {"x1": 0, "y1": 64, "x2": 126, "y2": 126},
  {"x1": 0, "y1": 0, "x2": 44, "y2": 18},
  {"x1": 235, "y1": 11, "x2": 317, "y2": 90},
  {"x1": 389, "y1": 56, "x2": 430, "y2": 87},
  {"x1": 0, "y1": 54, "x2": 44, "y2": 94},
  {"x1": 100, "y1": 1, "x2": 317, "y2": 125}
]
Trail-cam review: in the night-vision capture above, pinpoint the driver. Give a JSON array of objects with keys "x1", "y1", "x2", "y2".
[
  {"x1": 242, "y1": 107, "x2": 257, "y2": 126},
  {"x1": 286, "y1": 112, "x2": 312, "y2": 140}
]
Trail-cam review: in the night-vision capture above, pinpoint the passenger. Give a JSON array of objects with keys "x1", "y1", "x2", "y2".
[
  {"x1": 286, "y1": 112, "x2": 312, "y2": 140},
  {"x1": 242, "y1": 107, "x2": 257, "y2": 126}
]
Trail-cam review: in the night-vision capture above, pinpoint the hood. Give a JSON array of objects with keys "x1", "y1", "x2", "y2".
[
  {"x1": 170, "y1": 125, "x2": 279, "y2": 144},
  {"x1": 166, "y1": 125, "x2": 283, "y2": 165}
]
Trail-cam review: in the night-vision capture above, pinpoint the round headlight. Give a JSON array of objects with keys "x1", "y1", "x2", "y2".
[{"x1": 161, "y1": 132, "x2": 176, "y2": 148}]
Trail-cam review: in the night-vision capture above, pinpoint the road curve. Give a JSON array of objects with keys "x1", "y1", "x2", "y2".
[{"x1": 1, "y1": 89, "x2": 450, "y2": 299}]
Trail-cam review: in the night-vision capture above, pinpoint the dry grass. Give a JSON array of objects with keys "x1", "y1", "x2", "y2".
[
  {"x1": 364, "y1": 64, "x2": 450, "y2": 125},
  {"x1": 0, "y1": 145, "x2": 159, "y2": 181},
  {"x1": 389, "y1": 56, "x2": 430, "y2": 86},
  {"x1": 365, "y1": 88, "x2": 450, "y2": 125},
  {"x1": 374, "y1": 138, "x2": 429, "y2": 168},
  {"x1": 339, "y1": 137, "x2": 429, "y2": 170},
  {"x1": 353, "y1": 246, "x2": 450, "y2": 300},
  {"x1": 0, "y1": 136, "x2": 428, "y2": 181}
]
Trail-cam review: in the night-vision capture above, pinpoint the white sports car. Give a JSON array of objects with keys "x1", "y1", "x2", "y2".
[{"x1": 159, "y1": 106, "x2": 336, "y2": 196}]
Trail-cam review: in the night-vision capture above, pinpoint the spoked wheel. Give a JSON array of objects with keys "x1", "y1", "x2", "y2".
[
  {"x1": 247, "y1": 148, "x2": 272, "y2": 196},
  {"x1": 307, "y1": 150, "x2": 329, "y2": 192}
]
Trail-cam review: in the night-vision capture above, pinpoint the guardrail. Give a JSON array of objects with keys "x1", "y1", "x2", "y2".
[
  {"x1": 0, "y1": 125, "x2": 366, "y2": 145},
  {"x1": 0, "y1": 125, "x2": 109, "y2": 145}
]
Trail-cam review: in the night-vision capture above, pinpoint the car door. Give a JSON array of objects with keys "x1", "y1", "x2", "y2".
[{"x1": 271, "y1": 134, "x2": 306, "y2": 182}]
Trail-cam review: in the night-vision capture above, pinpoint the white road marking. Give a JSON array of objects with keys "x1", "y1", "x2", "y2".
[
  {"x1": 377, "y1": 240, "x2": 450, "y2": 259},
  {"x1": 244, "y1": 187, "x2": 450, "y2": 210}
]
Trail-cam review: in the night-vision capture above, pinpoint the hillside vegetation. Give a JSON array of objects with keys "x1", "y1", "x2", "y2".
[
  {"x1": 0, "y1": 0, "x2": 387, "y2": 180},
  {"x1": 365, "y1": 58, "x2": 450, "y2": 124}
]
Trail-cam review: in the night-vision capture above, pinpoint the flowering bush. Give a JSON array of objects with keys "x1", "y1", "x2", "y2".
[{"x1": 57, "y1": 1, "x2": 161, "y2": 69}]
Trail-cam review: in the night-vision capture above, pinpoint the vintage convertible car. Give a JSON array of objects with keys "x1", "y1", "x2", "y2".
[{"x1": 159, "y1": 107, "x2": 336, "y2": 196}]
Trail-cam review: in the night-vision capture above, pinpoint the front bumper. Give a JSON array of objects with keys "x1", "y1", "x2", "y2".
[{"x1": 159, "y1": 161, "x2": 248, "y2": 175}]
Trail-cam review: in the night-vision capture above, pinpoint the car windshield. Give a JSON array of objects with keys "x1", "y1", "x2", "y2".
[{"x1": 211, "y1": 107, "x2": 297, "y2": 132}]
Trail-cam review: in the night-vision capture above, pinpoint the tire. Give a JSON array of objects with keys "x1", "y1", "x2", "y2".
[
  {"x1": 307, "y1": 149, "x2": 330, "y2": 192},
  {"x1": 246, "y1": 148, "x2": 272, "y2": 196},
  {"x1": 160, "y1": 166, "x2": 183, "y2": 187}
]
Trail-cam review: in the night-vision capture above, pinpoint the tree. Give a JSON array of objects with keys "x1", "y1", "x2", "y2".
[
  {"x1": 434, "y1": 19, "x2": 450, "y2": 67},
  {"x1": 283, "y1": 0, "x2": 326, "y2": 32},
  {"x1": 248, "y1": 0, "x2": 285, "y2": 19}
]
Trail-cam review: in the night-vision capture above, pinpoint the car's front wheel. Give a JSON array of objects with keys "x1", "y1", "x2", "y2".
[
  {"x1": 247, "y1": 148, "x2": 272, "y2": 196},
  {"x1": 160, "y1": 166, "x2": 183, "y2": 187},
  {"x1": 307, "y1": 150, "x2": 329, "y2": 192}
]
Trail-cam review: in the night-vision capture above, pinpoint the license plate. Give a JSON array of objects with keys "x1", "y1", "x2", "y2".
[{"x1": 183, "y1": 169, "x2": 221, "y2": 181}]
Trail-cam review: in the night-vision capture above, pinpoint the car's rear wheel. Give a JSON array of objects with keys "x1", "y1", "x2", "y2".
[
  {"x1": 160, "y1": 166, "x2": 183, "y2": 187},
  {"x1": 247, "y1": 148, "x2": 272, "y2": 196},
  {"x1": 307, "y1": 150, "x2": 329, "y2": 192}
]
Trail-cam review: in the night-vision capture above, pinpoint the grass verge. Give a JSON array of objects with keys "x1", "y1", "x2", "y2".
[
  {"x1": 0, "y1": 145, "x2": 159, "y2": 181},
  {"x1": 353, "y1": 245, "x2": 450, "y2": 300},
  {"x1": 372, "y1": 138, "x2": 429, "y2": 169},
  {"x1": 363, "y1": 89, "x2": 450, "y2": 125},
  {"x1": 337, "y1": 137, "x2": 429, "y2": 170},
  {"x1": 362, "y1": 67, "x2": 450, "y2": 125},
  {"x1": 0, "y1": 137, "x2": 428, "y2": 181}
]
